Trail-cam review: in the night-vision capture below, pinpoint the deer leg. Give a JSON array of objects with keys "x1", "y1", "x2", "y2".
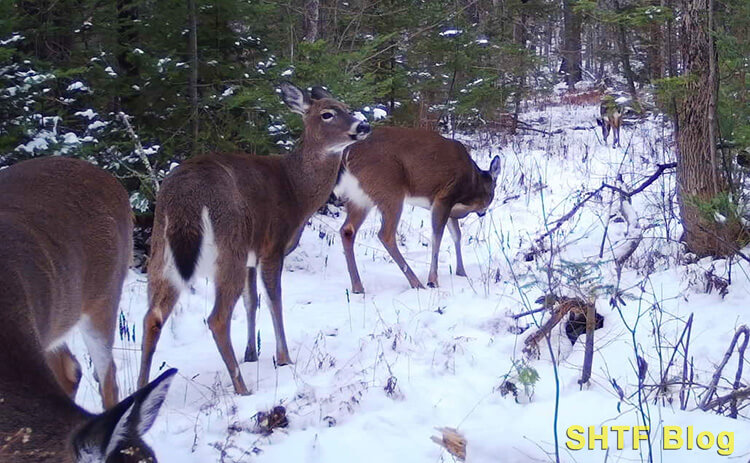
[
  {"x1": 208, "y1": 261, "x2": 249, "y2": 395},
  {"x1": 81, "y1": 305, "x2": 120, "y2": 409},
  {"x1": 260, "y1": 253, "x2": 293, "y2": 366},
  {"x1": 243, "y1": 267, "x2": 260, "y2": 362},
  {"x1": 46, "y1": 344, "x2": 82, "y2": 400},
  {"x1": 614, "y1": 125, "x2": 621, "y2": 148},
  {"x1": 340, "y1": 203, "x2": 370, "y2": 294},
  {"x1": 138, "y1": 276, "x2": 179, "y2": 389},
  {"x1": 378, "y1": 201, "x2": 424, "y2": 289},
  {"x1": 447, "y1": 217, "x2": 467, "y2": 277},
  {"x1": 427, "y1": 202, "x2": 451, "y2": 288}
]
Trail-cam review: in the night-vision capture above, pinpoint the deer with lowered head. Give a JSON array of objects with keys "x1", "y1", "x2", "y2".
[
  {"x1": 138, "y1": 83, "x2": 371, "y2": 395},
  {"x1": 335, "y1": 126, "x2": 501, "y2": 293},
  {"x1": 0, "y1": 157, "x2": 176, "y2": 463}
]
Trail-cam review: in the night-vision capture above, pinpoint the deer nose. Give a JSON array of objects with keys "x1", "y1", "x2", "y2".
[{"x1": 356, "y1": 121, "x2": 371, "y2": 136}]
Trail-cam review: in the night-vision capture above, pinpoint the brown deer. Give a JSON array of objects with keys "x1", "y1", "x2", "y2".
[
  {"x1": 596, "y1": 95, "x2": 623, "y2": 147},
  {"x1": 138, "y1": 83, "x2": 371, "y2": 395},
  {"x1": 0, "y1": 157, "x2": 176, "y2": 463},
  {"x1": 335, "y1": 127, "x2": 501, "y2": 293}
]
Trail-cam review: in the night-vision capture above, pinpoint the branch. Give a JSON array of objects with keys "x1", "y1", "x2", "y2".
[{"x1": 118, "y1": 112, "x2": 160, "y2": 194}]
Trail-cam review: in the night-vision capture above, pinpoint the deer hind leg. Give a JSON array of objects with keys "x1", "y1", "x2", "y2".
[
  {"x1": 260, "y1": 252, "x2": 293, "y2": 366},
  {"x1": 340, "y1": 203, "x2": 371, "y2": 294},
  {"x1": 46, "y1": 344, "x2": 82, "y2": 400},
  {"x1": 427, "y1": 202, "x2": 451, "y2": 288},
  {"x1": 81, "y1": 306, "x2": 119, "y2": 409},
  {"x1": 243, "y1": 267, "x2": 260, "y2": 362},
  {"x1": 447, "y1": 217, "x2": 467, "y2": 277},
  {"x1": 378, "y1": 201, "x2": 424, "y2": 289},
  {"x1": 138, "y1": 276, "x2": 179, "y2": 389},
  {"x1": 208, "y1": 258, "x2": 250, "y2": 395},
  {"x1": 613, "y1": 123, "x2": 621, "y2": 148}
]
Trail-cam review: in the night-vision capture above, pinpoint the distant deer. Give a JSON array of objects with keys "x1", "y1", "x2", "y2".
[
  {"x1": 0, "y1": 157, "x2": 176, "y2": 463},
  {"x1": 138, "y1": 83, "x2": 371, "y2": 395},
  {"x1": 596, "y1": 95, "x2": 623, "y2": 147},
  {"x1": 335, "y1": 127, "x2": 501, "y2": 293}
]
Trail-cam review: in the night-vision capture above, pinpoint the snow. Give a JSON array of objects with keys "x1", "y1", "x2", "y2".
[
  {"x1": 74, "y1": 109, "x2": 98, "y2": 120},
  {"x1": 372, "y1": 107, "x2": 387, "y2": 120},
  {"x1": 439, "y1": 29, "x2": 463, "y2": 37},
  {"x1": 352, "y1": 111, "x2": 367, "y2": 121},
  {"x1": 63, "y1": 102, "x2": 750, "y2": 463},
  {"x1": 67, "y1": 81, "x2": 89, "y2": 92}
]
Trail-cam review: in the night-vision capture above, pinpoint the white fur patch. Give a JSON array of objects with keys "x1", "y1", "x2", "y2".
[
  {"x1": 163, "y1": 207, "x2": 218, "y2": 288},
  {"x1": 247, "y1": 251, "x2": 257, "y2": 268},
  {"x1": 334, "y1": 170, "x2": 374, "y2": 209},
  {"x1": 405, "y1": 196, "x2": 431, "y2": 209},
  {"x1": 80, "y1": 315, "x2": 113, "y2": 383}
]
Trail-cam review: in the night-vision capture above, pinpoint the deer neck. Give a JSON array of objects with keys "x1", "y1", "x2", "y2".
[{"x1": 282, "y1": 136, "x2": 344, "y2": 218}]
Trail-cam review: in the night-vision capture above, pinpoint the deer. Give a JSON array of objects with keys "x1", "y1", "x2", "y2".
[
  {"x1": 138, "y1": 82, "x2": 371, "y2": 395},
  {"x1": 334, "y1": 126, "x2": 501, "y2": 293},
  {"x1": 596, "y1": 94, "x2": 623, "y2": 148},
  {"x1": 0, "y1": 156, "x2": 176, "y2": 463}
]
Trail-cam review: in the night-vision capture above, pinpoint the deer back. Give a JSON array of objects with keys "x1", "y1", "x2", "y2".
[{"x1": 342, "y1": 127, "x2": 495, "y2": 209}]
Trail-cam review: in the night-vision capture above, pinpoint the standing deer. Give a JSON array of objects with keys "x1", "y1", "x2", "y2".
[
  {"x1": 138, "y1": 83, "x2": 371, "y2": 395},
  {"x1": 335, "y1": 126, "x2": 501, "y2": 293},
  {"x1": 596, "y1": 94, "x2": 623, "y2": 147},
  {"x1": 0, "y1": 157, "x2": 176, "y2": 463}
]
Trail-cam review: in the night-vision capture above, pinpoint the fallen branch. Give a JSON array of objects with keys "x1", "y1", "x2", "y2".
[
  {"x1": 700, "y1": 325, "x2": 750, "y2": 414},
  {"x1": 523, "y1": 297, "x2": 592, "y2": 358},
  {"x1": 578, "y1": 300, "x2": 597, "y2": 386}
]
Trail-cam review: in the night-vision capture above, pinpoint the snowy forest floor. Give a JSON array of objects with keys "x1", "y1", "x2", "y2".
[{"x1": 69, "y1": 102, "x2": 750, "y2": 462}]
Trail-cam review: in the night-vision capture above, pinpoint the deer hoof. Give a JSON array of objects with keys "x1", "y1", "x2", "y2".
[
  {"x1": 456, "y1": 268, "x2": 467, "y2": 277},
  {"x1": 351, "y1": 283, "x2": 365, "y2": 294},
  {"x1": 244, "y1": 348, "x2": 258, "y2": 363}
]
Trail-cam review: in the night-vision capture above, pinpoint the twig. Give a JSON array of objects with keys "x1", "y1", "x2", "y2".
[
  {"x1": 700, "y1": 325, "x2": 750, "y2": 412},
  {"x1": 118, "y1": 112, "x2": 160, "y2": 194}
]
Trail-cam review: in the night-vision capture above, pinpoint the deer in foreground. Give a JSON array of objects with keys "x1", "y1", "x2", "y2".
[
  {"x1": 335, "y1": 126, "x2": 501, "y2": 293},
  {"x1": 0, "y1": 157, "x2": 176, "y2": 463},
  {"x1": 138, "y1": 83, "x2": 371, "y2": 395},
  {"x1": 596, "y1": 94, "x2": 623, "y2": 147}
]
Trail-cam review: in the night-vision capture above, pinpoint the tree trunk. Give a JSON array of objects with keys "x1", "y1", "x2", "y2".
[
  {"x1": 676, "y1": 0, "x2": 742, "y2": 256},
  {"x1": 188, "y1": 0, "x2": 199, "y2": 156},
  {"x1": 562, "y1": 0, "x2": 582, "y2": 88},
  {"x1": 117, "y1": 0, "x2": 139, "y2": 112},
  {"x1": 612, "y1": 0, "x2": 638, "y2": 99},
  {"x1": 304, "y1": 0, "x2": 320, "y2": 42}
]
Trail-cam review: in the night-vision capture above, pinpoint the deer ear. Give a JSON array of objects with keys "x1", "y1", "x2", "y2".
[
  {"x1": 489, "y1": 156, "x2": 501, "y2": 180},
  {"x1": 280, "y1": 82, "x2": 310, "y2": 115},
  {"x1": 310, "y1": 86, "x2": 334, "y2": 100},
  {"x1": 72, "y1": 369, "x2": 177, "y2": 462}
]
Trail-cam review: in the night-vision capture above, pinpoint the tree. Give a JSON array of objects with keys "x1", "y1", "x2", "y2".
[{"x1": 675, "y1": 0, "x2": 743, "y2": 256}]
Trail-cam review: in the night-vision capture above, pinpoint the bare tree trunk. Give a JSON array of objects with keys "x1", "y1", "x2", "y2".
[
  {"x1": 188, "y1": 0, "x2": 199, "y2": 156},
  {"x1": 562, "y1": 0, "x2": 582, "y2": 88},
  {"x1": 612, "y1": 0, "x2": 638, "y2": 100},
  {"x1": 304, "y1": 0, "x2": 320, "y2": 42},
  {"x1": 677, "y1": 0, "x2": 742, "y2": 256}
]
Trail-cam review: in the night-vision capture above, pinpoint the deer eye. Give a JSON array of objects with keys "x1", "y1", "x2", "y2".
[{"x1": 321, "y1": 110, "x2": 335, "y2": 120}]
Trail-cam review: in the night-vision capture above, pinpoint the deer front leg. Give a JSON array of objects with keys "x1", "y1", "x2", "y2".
[
  {"x1": 208, "y1": 264, "x2": 250, "y2": 395},
  {"x1": 427, "y1": 202, "x2": 451, "y2": 288},
  {"x1": 447, "y1": 217, "x2": 466, "y2": 277},
  {"x1": 260, "y1": 253, "x2": 293, "y2": 366},
  {"x1": 340, "y1": 203, "x2": 371, "y2": 294},
  {"x1": 243, "y1": 267, "x2": 259, "y2": 362},
  {"x1": 378, "y1": 201, "x2": 425, "y2": 289}
]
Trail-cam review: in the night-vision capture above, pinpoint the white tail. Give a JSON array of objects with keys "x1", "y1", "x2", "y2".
[
  {"x1": 0, "y1": 157, "x2": 175, "y2": 463},
  {"x1": 138, "y1": 82, "x2": 371, "y2": 395},
  {"x1": 335, "y1": 127, "x2": 501, "y2": 292}
]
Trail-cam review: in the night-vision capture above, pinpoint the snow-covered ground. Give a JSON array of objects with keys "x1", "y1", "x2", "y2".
[{"x1": 69, "y1": 103, "x2": 750, "y2": 462}]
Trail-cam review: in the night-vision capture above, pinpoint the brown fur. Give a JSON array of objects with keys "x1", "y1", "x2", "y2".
[
  {"x1": 0, "y1": 157, "x2": 175, "y2": 463},
  {"x1": 597, "y1": 101, "x2": 623, "y2": 147},
  {"x1": 337, "y1": 127, "x2": 500, "y2": 292},
  {"x1": 139, "y1": 84, "x2": 370, "y2": 395}
]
